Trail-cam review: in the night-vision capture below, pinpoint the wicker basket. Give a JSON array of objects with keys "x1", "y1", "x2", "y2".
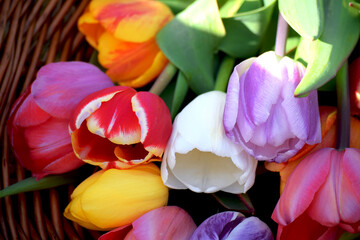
[{"x1": 0, "y1": 0, "x2": 103, "y2": 239}]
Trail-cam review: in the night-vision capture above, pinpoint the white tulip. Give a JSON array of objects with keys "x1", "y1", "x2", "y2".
[{"x1": 161, "y1": 91, "x2": 257, "y2": 194}]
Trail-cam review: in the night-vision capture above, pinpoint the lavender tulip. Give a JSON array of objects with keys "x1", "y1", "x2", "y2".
[
  {"x1": 223, "y1": 51, "x2": 321, "y2": 163},
  {"x1": 190, "y1": 211, "x2": 273, "y2": 240}
]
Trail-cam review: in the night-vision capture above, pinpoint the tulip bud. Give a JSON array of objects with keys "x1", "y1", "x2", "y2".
[
  {"x1": 272, "y1": 148, "x2": 360, "y2": 239},
  {"x1": 99, "y1": 206, "x2": 196, "y2": 240},
  {"x1": 64, "y1": 163, "x2": 169, "y2": 231},
  {"x1": 69, "y1": 86, "x2": 172, "y2": 169},
  {"x1": 223, "y1": 51, "x2": 321, "y2": 163},
  {"x1": 161, "y1": 91, "x2": 257, "y2": 194},
  {"x1": 7, "y1": 62, "x2": 114, "y2": 179},
  {"x1": 190, "y1": 211, "x2": 273, "y2": 240},
  {"x1": 78, "y1": 0, "x2": 174, "y2": 88}
]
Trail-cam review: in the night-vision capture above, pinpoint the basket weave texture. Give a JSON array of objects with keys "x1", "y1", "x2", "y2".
[{"x1": 0, "y1": 0, "x2": 102, "y2": 239}]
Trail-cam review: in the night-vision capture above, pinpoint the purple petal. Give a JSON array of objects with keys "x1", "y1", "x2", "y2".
[
  {"x1": 225, "y1": 217, "x2": 273, "y2": 240},
  {"x1": 190, "y1": 212, "x2": 242, "y2": 240},
  {"x1": 31, "y1": 61, "x2": 114, "y2": 119},
  {"x1": 242, "y1": 52, "x2": 283, "y2": 125}
]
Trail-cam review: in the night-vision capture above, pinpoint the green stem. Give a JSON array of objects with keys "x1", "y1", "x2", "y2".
[
  {"x1": 149, "y1": 62, "x2": 178, "y2": 95},
  {"x1": 336, "y1": 61, "x2": 350, "y2": 150},
  {"x1": 274, "y1": 13, "x2": 289, "y2": 57},
  {"x1": 214, "y1": 56, "x2": 235, "y2": 92},
  {"x1": 349, "y1": 2, "x2": 360, "y2": 11}
]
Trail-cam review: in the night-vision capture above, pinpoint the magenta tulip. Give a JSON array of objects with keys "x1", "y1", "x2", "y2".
[
  {"x1": 99, "y1": 206, "x2": 196, "y2": 240},
  {"x1": 7, "y1": 62, "x2": 114, "y2": 179},
  {"x1": 223, "y1": 51, "x2": 321, "y2": 163},
  {"x1": 190, "y1": 211, "x2": 273, "y2": 240},
  {"x1": 272, "y1": 148, "x2": 360, "y2": 240}
]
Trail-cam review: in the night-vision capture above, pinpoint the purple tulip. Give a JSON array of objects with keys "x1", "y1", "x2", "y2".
[
  {"x1": 223, "y1": 51, "x2": 321, "y2": 163},
  {"x1": 190, "y1": 211, "x2": 273, "y2": 240}
]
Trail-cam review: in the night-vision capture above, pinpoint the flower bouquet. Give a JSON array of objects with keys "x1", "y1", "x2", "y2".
[{"x1": 1, "y1": 0, "x2": 360, "y2": 239}]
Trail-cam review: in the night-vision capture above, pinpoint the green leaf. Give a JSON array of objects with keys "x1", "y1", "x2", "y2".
[
  {"x1": 212, "y1": 192, "x2": 255, "y2": 214},
  {"x1": 294, "y1": 0, "x2": 360, "y2": 97},
  {"x1": 171, "y1": 71, "x2": 189, "y2": 119},
  {"x1": 339, "y1": 232, "x2": 360, "y2": 240},
  {"x1": 219, "y1": 0, "x2": 245, "y2": 18},
  {"x1": 279, "y1": 0, "x2": 324, "y2": 40},
  {"x1": 160, "y1": 80, "x2": 177, "y2": 110},
  {"x1": 157, "y1": 0, "x2": 194, "y2": 13},
  {"x1": 157, "y1": 0, "x2": 226, "y2": 95},
  {"x1": 219, "y1": 0, "x2": 276, "y2": 58},
  {"x1": 0, "y1": 171, "x2": 80, "y2": 198}
]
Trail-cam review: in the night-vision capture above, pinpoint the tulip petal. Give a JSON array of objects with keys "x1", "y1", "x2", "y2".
[
  {"x1": 76, "y1": 165, "x2": 168, "y2": 230},
  {"x1": 223, "y1": 58, "x2": 255, "y2": 137},
  {"x1": 338, "y1": 149, "x2": 360, "y2": 224},
  {"x1": 131, "y1": 92, "x2": 172, "y2": 156},
  {"x1": 113, "y1": 51, "x2": 168, "y2": 88},
  {"x1": 85, "y1": 87, "x2": 141, "y2": 145},
  {"x1": 90, "y1": 0, "x2": 173, "y2": 43},
  {"x1": 130, "y1": 206, "x2": 196, "y2": 240},
  {"x1": 71, "y1": 122, "x2": 119, "y2": 168},
  {"x1": 98, "y1": 33, "x2": 159, "y2": 82},
  {"x1": 272, "y1": 148, "x2": 331, "y2": 226},
  {"x1": 12, "y1": 88, "x2": 51, "y2": 127},
  {"x1": 78, "y1": 9, "x2": 105, "y2": 48},
  {"x1": 243, "y1": 52, "x2": 283, "y2": 125},
  {"x1": 32, "y1": 62, "x2": 114, "y2": 119},
  {"x1": 225, "y1": 217, "x2": 273, "y2": 240},
  {"x1": 190, "y1": 211, "x2": 241, "y2": 240},
  {"x1": 98, "y1": 225, "x2": 133, "y2": 240}
]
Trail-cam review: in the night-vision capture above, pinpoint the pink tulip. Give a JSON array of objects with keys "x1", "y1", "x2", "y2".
[
  {"x1": 7, "y1": 62, "x2": 114, "y2": 179},
  {"x1": 99, "y1": 206, "x2": 197, "y2": 240},
  {"x1": 69, "y1": 86, "x2": 172, "y2": 169},
  {"x1": 272, "y1": 148, "x2": 360, "y2": 240},
  {"x1": 350, "y1": 57, "x2": 360, "y2": 115}
]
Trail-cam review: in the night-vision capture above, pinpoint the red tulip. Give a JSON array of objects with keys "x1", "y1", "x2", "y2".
[
  {"x1": 99, "y1": 206, "x2": 196, "y2": 240},
  {"x1": 272, "y1": 148, "x2": 360, "y2": 240},
  {"x1": 69, "y1": 86, "x2": 172, "y2": 169},
  {"x1": 7, "y1": 62, "x2": 114, "y2": 179}
]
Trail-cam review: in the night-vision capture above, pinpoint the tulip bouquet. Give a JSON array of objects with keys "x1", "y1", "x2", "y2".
[{"x1": 2, "y1": 0, "x2": 360, "y2": 239}]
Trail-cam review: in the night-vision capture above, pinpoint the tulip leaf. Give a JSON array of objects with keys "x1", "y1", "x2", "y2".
[
  {"x1": 171, "y1": 71, "x2": 189, "y2": 119},
  {"x1": 279, "y1": 0, "x2": 324, "y2": 40},
  {"x1": 218, "y1": 0, "x2": 245, "y2": 18},
  {"x1": 0, "y1": 171, "x2": 80, "y2": 198},
  {"x1": 157, "y1": 0, "x2": 194, "y2": 13},
  {"x1": 219, "y1": 0, "x2": 276, "y2": 58},
  {"x1": 212, "y1": 192, "x2": 255, "y2": 214},
  {"x1": 339, "y1": 232, "x2": 360, "y2": 240},
  {"x1": 294, "y1": 0, "x2": 360, "y2": 97},
  {"x1": 157, "y1": 0, "x2": 226, "y2": 94}
]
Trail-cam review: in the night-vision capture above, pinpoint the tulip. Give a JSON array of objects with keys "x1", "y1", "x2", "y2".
[
  {"x1": 161, "y1": 91, "x2": 257, "y2": 194},
  {"x1": 350, "y1": 57, "x2": 360, "y2": 115},
  {"x1": 7, "y1": 62, "x2": 114, "y2": 179},
  {"x1": 223, "y1": 51, "x2": 321, "y2": 163},
  {"x1": 69, "y1": 86, "x2": 172, "y2": 169},
  {"x1": 78, "y1": 0, "x2": 173, "y2": 88},
  {"x1": 64, "y1": 163, "x2": 169, "y2": 231},
  {"x1": 190, "y1": 211, "x2": 273, "y2": 240},
  {"x1": 272, "y1": 148, "x2": 360, "y2": 240},
  {"x1": 99, "y1": 206, "x2": 197, "y2": 240}
]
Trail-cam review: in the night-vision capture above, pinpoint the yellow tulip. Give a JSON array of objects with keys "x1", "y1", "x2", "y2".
[
  {"x1": 78, "y1": 0, "x2": 173, "y2": 88},
  {"x1": 64, "y1": 163, "x2": 168, "y2": 231}
]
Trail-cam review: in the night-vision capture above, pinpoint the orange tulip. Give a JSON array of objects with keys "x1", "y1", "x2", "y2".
[
  {"x1": 78, "y1": 0, "x2": 173, "y2": 88},
  {"x1": 265, "y1": 106, "x2": 360, "y2": 193}
]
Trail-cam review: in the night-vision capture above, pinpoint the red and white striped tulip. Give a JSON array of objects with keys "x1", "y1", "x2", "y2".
[{"x1": 69, "y1": 86, "x2": 172, "y2": 169}]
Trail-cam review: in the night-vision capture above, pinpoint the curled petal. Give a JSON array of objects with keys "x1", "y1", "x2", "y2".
[
  {"x1": 78, "y1": 9, "x2": 105, "y2": 48},
  {"x1": 31, "y1": 62, "x2": 114, "y2": 119},
  {"x1": 90, "y1": 0, "x2": 173, "y2": 43},
  {"x1": 132, "y1": 91, "x2": 172, "y2": 157}
]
